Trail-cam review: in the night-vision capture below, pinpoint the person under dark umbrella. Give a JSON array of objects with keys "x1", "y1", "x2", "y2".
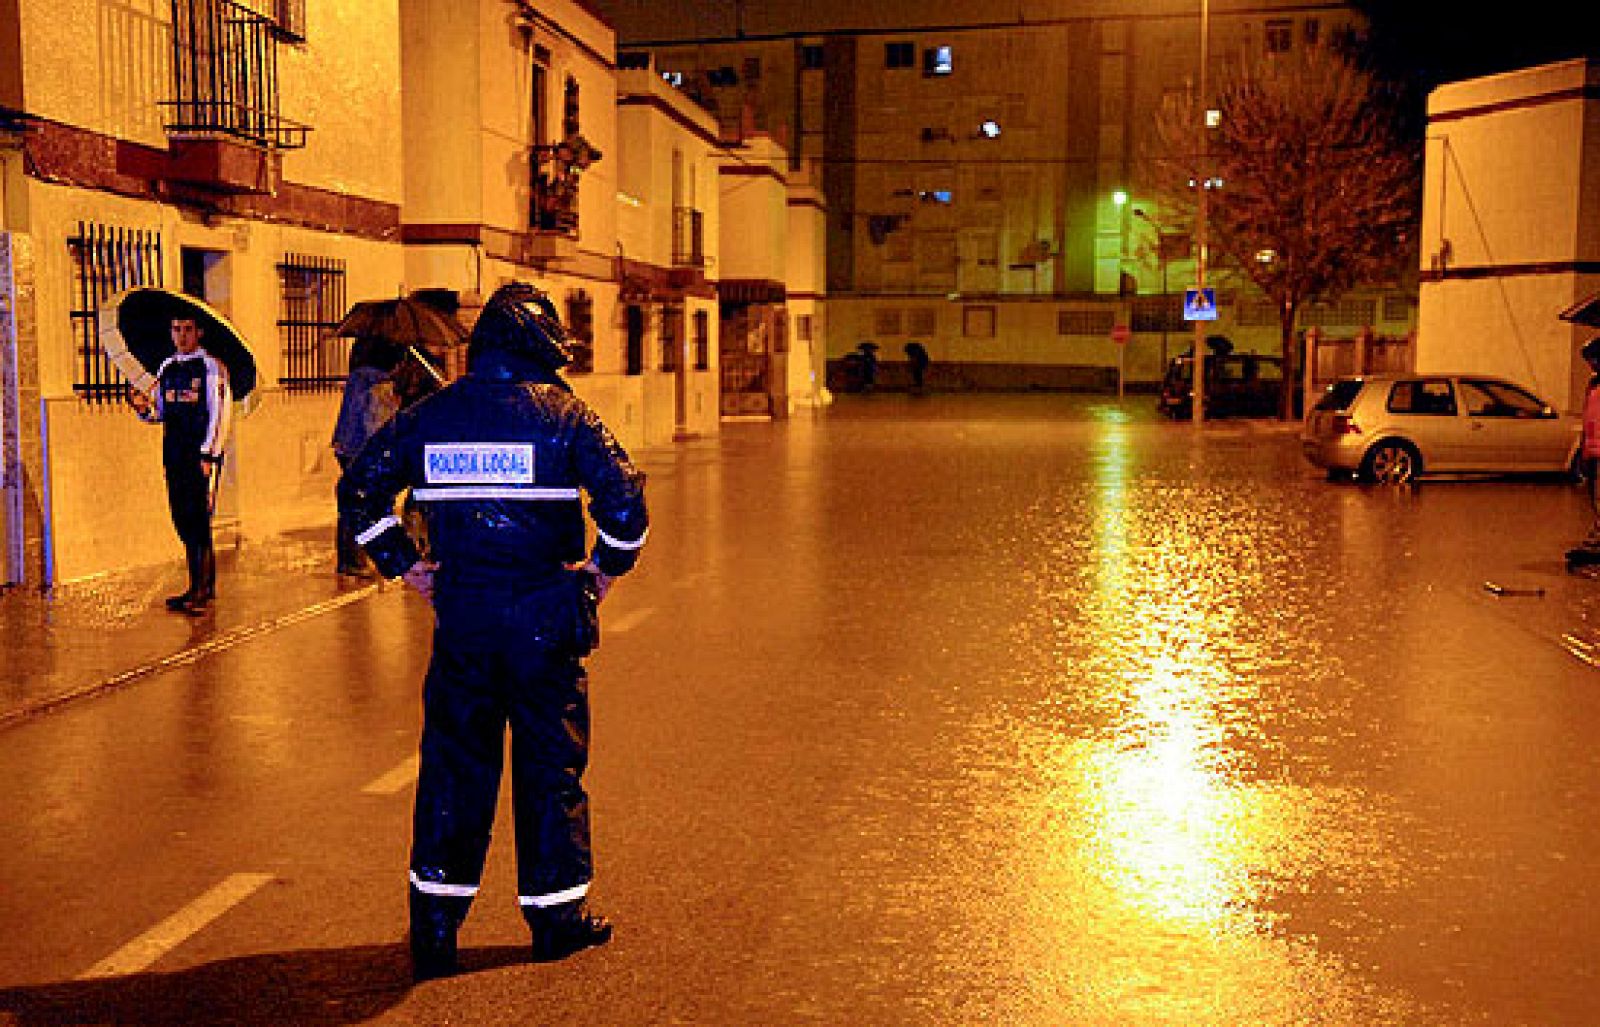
[
  {"x1": 903, "y1": 341, "x2": 930, "y2": 391},
  {"x1": 127, "y1": 313, "x2": 232, "y2": 614},
  {"x1": 339, "y1": 282, "x2": 648, "y2": 981},
  {"x1": 331, "y1": 337, "x2": 403, "y2": 576}
]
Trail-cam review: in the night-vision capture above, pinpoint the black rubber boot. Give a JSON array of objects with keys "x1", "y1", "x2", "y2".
[
  {"x1": 409, "y1": 889, "x2": 466, "y2": 983},
  {"x1": 166, "y1": 544, "x2": 204, "y2": 612},
  {"x1": 526, "y1": 901, "x2": 613, "y2": 962},
  {"x1": 182, "y1": 544, "x2": 216, "y2": 615}
]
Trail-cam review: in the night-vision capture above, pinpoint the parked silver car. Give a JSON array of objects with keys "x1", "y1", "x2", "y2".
[{"x1": 1302, "y1": 373, "x2": 1582, "y2": 483}]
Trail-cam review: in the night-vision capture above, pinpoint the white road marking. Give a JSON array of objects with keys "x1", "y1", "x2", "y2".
[
  {"x1": 363, "y1": 754, "x2": 420, "y2": 795},
  {"x1": 78, "y1": 873, "x2": 274, "y2": 979},
  {"x1": 607, "y1": 607, "x2": 655, "y2": 634}
]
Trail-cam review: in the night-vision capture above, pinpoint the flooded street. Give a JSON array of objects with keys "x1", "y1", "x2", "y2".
[{"x1": 2, "y1": 393, "x2": 1597, "y2": 1024}]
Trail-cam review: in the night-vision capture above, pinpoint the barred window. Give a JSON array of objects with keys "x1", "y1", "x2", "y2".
[
  {"x1": 1265, "y1": 19, "x2": 1293, "y2": 53},
  {"x1": 568, "y1": 290, "x2": 595, "y2": 373},
  {"x1": 907, "y1": 308, "x2": 937, "y2": 336},
  {"x1": 1237, "y1": 299, "x2": 1280, "y2": 327},
  {"x1": 694, "y1": 309, "x2": 710, "y2": 370},
  {"x1": 68, "y1": 222, "x2": 164, "y2": 404},
  {"x1": 1131, "y1": 296, "x2": 1184, "y2": 332},
  {"x1": 1381, "y1": 294, "x2": 1412, "y2": 323},
  {"x1": 1057, "y1": 309, "x2": 1115, "y2": 336},
  {"x1": 276, "y1": 254, "x2": 347, "y2": 390},
  {"x1": 875, "y1": 308, "x2": 903, "y2": 336},
  {"x1": 796, "y1": 314, "x2": 814, "y2": 342}
]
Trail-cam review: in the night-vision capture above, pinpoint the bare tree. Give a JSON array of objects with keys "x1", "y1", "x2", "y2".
[{"x1": 1143, "y1": 45, "x2": 1418, "y2": 417}]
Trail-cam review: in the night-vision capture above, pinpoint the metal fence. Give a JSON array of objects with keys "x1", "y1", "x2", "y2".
[
  {"x1": 68, "y1": 223, "x2": 164, "y2": 404},
  {"x1": 276, "y1": 254, "x2": 347, "y2": 390}
]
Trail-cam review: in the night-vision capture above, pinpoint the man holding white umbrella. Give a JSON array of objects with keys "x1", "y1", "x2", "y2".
[
  {"x1": 128, "y1": 313, "x2": 232, "y2": 613},
  {"x1": 101, "y1": 286, "x2": 256, "y2": 615}
]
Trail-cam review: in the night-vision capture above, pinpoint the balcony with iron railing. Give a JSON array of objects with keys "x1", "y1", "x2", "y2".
[
  {"x1": 672, "y1": 207, "x2": 704, "y2": 267},
  {"x1": 161, "y1": 0, "x2": 309, "y2": 151}
]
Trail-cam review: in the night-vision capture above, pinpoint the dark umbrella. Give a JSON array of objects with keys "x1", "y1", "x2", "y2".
[
  {"x1": 1559, "y1": 291, "x2": 1600, "y2": 329},
  {"x1": 98, "y1": 287, "x2": 260, "y2": 414},
  {"x1": 335, "y1": 295, "x2": 467, "y2": 393},
  {"x1": 334, "y1": 295, "x2": 467, "y2": 359}
]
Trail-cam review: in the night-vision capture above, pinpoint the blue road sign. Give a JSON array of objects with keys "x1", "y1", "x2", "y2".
[{"x1": 1184, "y1": 288, "x2": 1217, "y2": 321}]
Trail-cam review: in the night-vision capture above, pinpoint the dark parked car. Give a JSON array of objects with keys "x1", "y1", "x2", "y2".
[{"x1": 1158, "y1": 352, "x2": 1288, "y2": 419}]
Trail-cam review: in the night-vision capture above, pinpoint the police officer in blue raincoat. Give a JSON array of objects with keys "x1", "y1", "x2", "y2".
[{"x1": 338, "y1": 283, "x2": 648, "y2": 980}]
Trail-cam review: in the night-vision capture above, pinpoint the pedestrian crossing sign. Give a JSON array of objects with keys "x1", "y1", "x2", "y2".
[{"x1": 1184, "y1": 288, "x2": 1217, "y2": 321}]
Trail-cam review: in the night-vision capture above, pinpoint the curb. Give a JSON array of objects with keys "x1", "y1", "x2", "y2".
[{"x1": 0, "y1": 583, "x2": 383, "y2": 732}]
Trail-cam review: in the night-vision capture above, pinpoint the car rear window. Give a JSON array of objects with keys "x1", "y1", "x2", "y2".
[{"x1": 1314, "y1": 380, "x2": 1364, "y2": 411}]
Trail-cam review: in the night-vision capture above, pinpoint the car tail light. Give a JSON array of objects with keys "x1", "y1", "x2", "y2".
[{"x1": 1332, "y1": 413, "x2": 1361, "y2": 434}]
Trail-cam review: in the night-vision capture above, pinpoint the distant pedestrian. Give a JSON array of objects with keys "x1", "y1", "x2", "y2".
[
  {"x1": 331, "y1": 337, "x2": 402, "y2": 576},
  {"x1": 128, "y1": 314, "x2": 231, "y2": 615},
  {"x1": 903, "y1": 341, "x2": 930, "y2": 391},
  {"x1": 856, "y1": 342, "x2": 879, "y2": 391},
  {"x1": 1572, "y1": 336, "x2": 1600, "y2": 558}
]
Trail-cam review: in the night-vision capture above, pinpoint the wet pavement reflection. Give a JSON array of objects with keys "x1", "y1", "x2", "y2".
[{"x1": 3, "y1": 393, "x2": 1599, "y2": 1024}]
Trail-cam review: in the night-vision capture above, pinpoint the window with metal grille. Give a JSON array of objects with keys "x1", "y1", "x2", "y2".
[
  {"x1": 875, "y1": 308, "x2": 903, "y2": 336},
  {"x1": 907, "y1": 308, "x2": 936, "y2": 336},
  {"x1": 885, "y1": 42, "x2": 914, "y2": 69},
  {"x1": 165, "y1": 0, "x2": 309, "y2": 149},
  {"x1": 1131, "y1": 296, "x2": 1184, "y2": 332},
  {"x1": 800, "y1": 45, "x2": 824, "y2": 70},
  {"x1": 276, "y1": 254, "x2": 347, "y2": 391},
  {"x1": 68, "y1": 222, "x2": 165, "y2": 404},
  {"x1": 796, "y1": 314, "x2": 814, "y2": 342},
  {"x1": 1265, "y1": 19, "x2": 1293, "y2": 53},
  {"x1": 660, "y1": 305, "x2": 683, "y2": 372},
  {"x1": 1057, "y1": 309, "x2": 1115, "y2": 336},
  {"x1": 694, "y1": 310, "x2": 710, "y2": 370},
  {"x1": 567, "y1": 290, "x2": 595, "y2": 373}
]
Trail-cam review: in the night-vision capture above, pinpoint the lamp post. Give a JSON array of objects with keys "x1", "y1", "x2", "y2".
[
  {"x1": 1192, "y1": 0, "x2": 1210, "y2": 426},
  {"x1": 1133, "y1": 208, "x2": 1172, "y2": 370}
]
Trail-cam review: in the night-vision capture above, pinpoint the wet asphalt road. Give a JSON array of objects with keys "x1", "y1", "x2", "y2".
[{"x1": 2, "y1": 393, "x2": 1599, "y2": 1025}]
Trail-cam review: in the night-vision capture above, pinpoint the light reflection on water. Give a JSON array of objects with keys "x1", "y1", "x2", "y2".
[{"x1": 985, "y1": 419, "x2": 1431, "y2": 1022}]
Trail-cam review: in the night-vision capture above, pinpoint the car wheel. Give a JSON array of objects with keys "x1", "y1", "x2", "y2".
[{"x1": 1360, "y1": 440, "x2": 1421, "y2": 484}]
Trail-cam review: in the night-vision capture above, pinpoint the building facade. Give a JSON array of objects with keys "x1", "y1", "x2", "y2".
[
  {"x1": 599, "y1": 0, "x2": 1415, "y2": 387},
  {"x1": 614, "y1": 65, "x2": 723, "y2": 443},
  {"x1": 1417, "y1": 58, "x2": 1600, "y2": 412},
  {"x1": 2, "y1": 0, "x2": 406, "y2": 586}
]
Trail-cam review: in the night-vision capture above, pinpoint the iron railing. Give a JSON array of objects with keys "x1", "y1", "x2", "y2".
[
  {"x1": 566, "y1": 290, "x2": 595, "y2": 374},
  {"x1": 277, "y1": 254, "x2": 347, "y2": 390},
  {"x1": 163, "y1": 0, "x2": 309, "y2": 150},
  {"x1": 68, "y1": 223, "x2": 164, "y2": 404},
  {"x1": 672, "y1": 207, "x2": 704, "y2": 267}
]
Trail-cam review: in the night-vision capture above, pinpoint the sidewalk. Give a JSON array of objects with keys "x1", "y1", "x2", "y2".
[{"x1": 0, "y1": 526, "x2": 389, "y2": 729}]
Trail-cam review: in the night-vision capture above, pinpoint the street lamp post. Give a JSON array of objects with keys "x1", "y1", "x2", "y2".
[
  {"x1": 1192, "y1": 0, "x2": 1210, "y2": 427},
  {"x1": 1133, "y1": 208, "x2": 1172, "y2": 371}
]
